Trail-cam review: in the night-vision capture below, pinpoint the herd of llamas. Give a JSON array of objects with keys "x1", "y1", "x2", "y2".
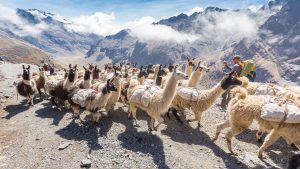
[{"x1": 13, "y1": 58, "x2": 300, "y2": 162}]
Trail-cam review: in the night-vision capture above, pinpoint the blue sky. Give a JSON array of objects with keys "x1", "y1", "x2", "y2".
[{"x1": 0, "y1": 0, "x2": 269, "y2": 23}]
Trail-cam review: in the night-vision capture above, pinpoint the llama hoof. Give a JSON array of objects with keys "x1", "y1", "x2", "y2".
[
  {"x1": 257, "y1": 153, "x2": 263, "y2": 159},
  {"x1": 257, "y1": 138, "x2": 263, "y2": 143},
  {"x1": 229, "y1": 152, "x2": 238, "y2": 156}
]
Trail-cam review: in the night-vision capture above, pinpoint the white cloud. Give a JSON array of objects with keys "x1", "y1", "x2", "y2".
[
  {"x1": 186, "y1": 6, "x2": 204, "y2": 15},
  {"x1": 0, "y1": 4, "x2": 48, "y2": 36},
  {"x1": 64, "y1": 12, "x2": 120, "y2": 36},
  {"x1": 194, "y1": 10, "x2": 259, "y2": 43},
  {"x1": 126, "y1": 16, "x2": 201, "y2": 43}
]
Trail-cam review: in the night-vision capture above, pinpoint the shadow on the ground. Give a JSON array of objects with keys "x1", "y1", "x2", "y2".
[
  {"x1": 4, "y1": 100, "x2": 30, "y2": 119},
  {"x1": 111, "y1": 107, "x2": 170, "y2": 169},
  {"x1": 56, "y1": 120, "x2": 103, "y2": 152},
  {"x1": 235, "y1": 129, "x2": 295, "y2": 168},
  {"x1": 35, "y1": 102, "x2": 67, "y2": 126},
  {"x1": 161, "y1": 118, "x2": 267, "y2": 169}
]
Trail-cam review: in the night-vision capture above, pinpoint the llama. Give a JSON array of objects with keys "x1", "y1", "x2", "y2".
[
  {"x1": 16, "y1": 65, "x2": 37, "y2": 106},
  {"x1": 213, "y1": 87, "x2": 300, "y2": 158},
  {"x1": 185, "y1": 57, "x2": 195, "y2": 78},
  {"x1": 68, "y1": 79, "x2": 117, "y2": 122},
  {"x1": 33, "y1": 67, "x2": 47, "y2": 98},
  {"x1": 49, "y1": 64, "x2": 77, "y2": 107},
  {"x1": 180, "y1": 61, "x2": 209, "y2": 87},
  {"x1": 137, "y1": 66, "x2": 148, "y2": 84},
  {"x1": 105, "y1": 72, "x2": 123, "y2": 112},
  {"x1": 73, "y1": 66, "x2": 92, "y2": 89},
  {"x1": 169, "y1": 72, "x2": 242, "y2": 127},
  {"x1": 127, "y1": 69, "x2": 188, "y2": 131},
  {"x1": 91, "y1": 65, "x2": 101, "y2": 84}
]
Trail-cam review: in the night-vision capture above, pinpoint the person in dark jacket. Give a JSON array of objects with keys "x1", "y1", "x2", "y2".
[{"x1": 219, "y1": 55, "x2": 242, "y2": 109}]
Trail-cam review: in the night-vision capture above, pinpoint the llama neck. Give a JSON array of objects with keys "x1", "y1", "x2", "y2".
[
  {"x1": 92, "y1": 92, "x2": 111, "y2": 109},
  {"x1": 63, "y1": 78, "x2": 73, "y2": 91},
  {"x1": 187, "y1": 71, "x2": 203, "y2": 87},
  {"x1": 153, "y1": 67, "x2": 159, "y2": 80},
  {"x1": 138, "y1": 76, "x2": 145, "y2": 84},
  {"x1": 160, "y1": 76, "x2": 178, "y2": 108},
  {"x1": 83, "y1": 79, "x2": 91, "y2": 89},
  {"x1": 185, "y1": 66, "x2": 192, "y2": 77},
  {"x1": 23, "y1": 79, "x2": 31, "y2": 85},
  {"x1": 207, "y1": 82, "x2": 225, "y2": 103}
]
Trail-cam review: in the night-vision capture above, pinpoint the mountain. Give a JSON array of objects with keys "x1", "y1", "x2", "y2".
[
  {"x1": 230, "y1": 0, "x2": 300, "y2": 84},
  {"x1": 86, "y1": 1, "x2": 283, "y2": 65},
  {"x1": 0, "y1": 31, "x2": 56, "y2": 66},
  {"x1": 0, "y1": 8, "x2": 102, "y2": 57}
]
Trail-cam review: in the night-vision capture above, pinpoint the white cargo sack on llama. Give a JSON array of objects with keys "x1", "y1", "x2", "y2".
[
  {"x1": 71, "y1": 89, "x2": 97, "y2": 107},
  {"x1": 261, "y1": 96, "x2": 300, "y2": 123},
  {"x1": 255, "y1": 84, "x2": 286, "y2": 96},
  {"x1": 130, "y1": 85, "x2": 161, "y2": 107},
  {"x1": 177, "y1": 87, "x2": 199, "y2": 101}
]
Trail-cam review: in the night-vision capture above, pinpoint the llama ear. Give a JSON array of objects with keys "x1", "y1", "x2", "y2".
[
  {"x1": 23, "y1": 65, "x2": 25, "y2": 69},
  {"x1": 198, "y1": 60, "x2": 202, "y2": 67},
  {"x1": 83, "y1": 66, "x2": 87, "y2": 71},
  {"x1": 229, "y1": 71, "x2": 234, "y2": 77},
  {"x1": 27, "y1": 65, "x2": 30, "y2": 69},
  {"x1": 69, "y1": 64, "x2": 71, "y2": 69},
  {"x1": 74, "y1": 64, "x2": 77, "y2": 69}
]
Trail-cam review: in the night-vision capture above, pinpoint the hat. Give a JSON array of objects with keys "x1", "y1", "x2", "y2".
[{"x1": 233, "y1": 55, "x2": 241, "y2": 60}]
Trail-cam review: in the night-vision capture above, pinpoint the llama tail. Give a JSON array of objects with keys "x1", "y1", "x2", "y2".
[
  {"x1": 129, "y1": 79, "x2": 140, "y2": 89},
  {"x1": 230, "y1": 86, "x2": 247, "y2": 99}
]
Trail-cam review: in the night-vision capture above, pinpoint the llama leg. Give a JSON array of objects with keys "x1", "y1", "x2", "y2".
[
  {"x1": 225, "y1": 126, "x2": 247, "y2": 155},
  {"x1": 38, "y1": 88, "x2": 42, "y2": 99},
  {"x1": 130, "y1": 105, "x2": 139, "y2": 127},
  {"x1": 256, "y1": 129, "x2": 264, "y2": 143},
  {"x1": 51, "y1": 97, "x2": 58, "y2": 107},
  {"x1": 171, "y1": 108, "x2": 184, "y2": 124},
  {"x1": 166, "y1": 108, "x2": 171, "y2": 119},
  {"x1": 149, "y1": 118, "x2": 155, "y2": 132},
  {"x1": 212, "y1": 120, "x2": 230, "y2": 142},
  {"x1": 154, "y1": 116, "x2": 164, "y2": 131},
  {"x1": 257, "y1": 130, "x2": 280, "y2": 158}
]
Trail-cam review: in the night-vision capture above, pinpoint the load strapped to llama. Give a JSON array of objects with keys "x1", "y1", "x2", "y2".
[
  {"x1": 176, "y1": 87, "x2": 199, "y2": 101},
  {"x1": 129, "y1": 85, "x2": 161, "y2": 107},
  {"x1": 261, "y1": 96, "x2": 300, "y2": 123},
  {"x1": 71, "y1": 89, "x2": 97, "y2": 108}
]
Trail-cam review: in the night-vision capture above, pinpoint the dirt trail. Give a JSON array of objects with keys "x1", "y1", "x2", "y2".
[{"x1": 0, "y1": 62, "x2": 298, "y2": 169}]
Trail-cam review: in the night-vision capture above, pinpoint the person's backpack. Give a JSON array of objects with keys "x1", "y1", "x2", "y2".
[{"x1": 240, "y1": 59, "x2": 256, "y2": 81}]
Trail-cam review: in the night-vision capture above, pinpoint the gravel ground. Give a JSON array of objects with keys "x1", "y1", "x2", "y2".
[{"x1": 0, "y1": 62, "x2": 299, "y2": 169}]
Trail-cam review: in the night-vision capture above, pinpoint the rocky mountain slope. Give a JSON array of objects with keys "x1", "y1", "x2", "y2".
[
  {"x1": 0, "y1": 8, "x2": 102, "y2": 57},
  {"x1": 85, "y1": 0, "x2": 300, "y2": 85},
  {"x1": 230, "y1": 0, "x2": 300, "y2": 84},
  {"x1": 0, "y1": 30, "x2": 55, "y2": 65}
]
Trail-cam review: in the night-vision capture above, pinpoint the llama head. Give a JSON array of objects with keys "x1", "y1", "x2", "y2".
[
  {"x1": 138, "y1": 66, "x2": 148, "y2": 78},
  {"x1": 195, "y1": 60, "x2": 210, "y2": 73},
  {"x1": 67, "y1": 64, "x2": 77, "y2": 82},
  {"x1": 187, "y1": 57, "x2": 195, "y2": 67},
  {"x1": 146, "y1": 65, "x2": 155, "y2": 74},
  {"x1": 220, "y1": 72, "x2": 243, "y2": 90},
  {"x1": 22, "y1": 65, "x2": 30, "y2": 80},
  {"x1": 157, "y1": 65, "x2": 167, "y2": 77},
  {"x1": 102, "y1": 79, "x2": 118, "y2": 94},
  {"x1": 88, "y1": 63, "x2": 94, "y2": 70},
  {"x1": 172, "y1": 69, "x2": 188, "y2": 80},
  {"x1": 92, "y1": 65, "x2": 100, "y2": 79},
  {"x1": 168, "y1": 63, "x2": 175, "y2": 72},
  {"x1": 83, "y1": 66, "x2": 92, "y2": 80},
  {"x1": 49, "y1": 65, "x2": 54, "y2": 75}
]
